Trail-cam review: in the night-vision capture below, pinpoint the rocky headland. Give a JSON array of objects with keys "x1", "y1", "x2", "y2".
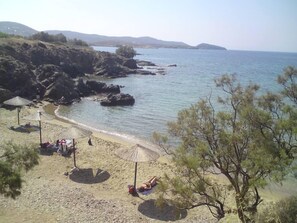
[{"x1": 0, "y1": 37, "x2": 156, "y2": 105}]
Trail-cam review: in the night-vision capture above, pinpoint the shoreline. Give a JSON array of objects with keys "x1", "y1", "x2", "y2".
[{"x1": 44, "y1": 102, "x2": 161, "y2": 153}]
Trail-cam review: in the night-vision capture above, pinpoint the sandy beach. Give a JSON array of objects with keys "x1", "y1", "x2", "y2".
[{"x1": 0, "y1": 102, "x2": 216, "y2": 223}]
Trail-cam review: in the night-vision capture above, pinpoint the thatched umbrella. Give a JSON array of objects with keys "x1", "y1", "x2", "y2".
[
  {"x1": 115, "y1": 144, "x2": 160, "y2": 190},
  {"x1": 3, "y1": 96, "x2": 32, "y2": 125},
  {"x1": 23, "y1": 110, "x2": 54, "y2": 144},
  {"x1": 58, "y1": 125, "x2": 92, "y2": 167}
]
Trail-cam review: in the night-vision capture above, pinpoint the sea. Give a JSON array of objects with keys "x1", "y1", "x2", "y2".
[{"x1": 57, "y1": 47, "x2": 297, "y2": 144}]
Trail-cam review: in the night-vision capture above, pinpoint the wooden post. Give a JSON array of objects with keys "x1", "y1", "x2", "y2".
[
  {"x1": 17, "y1": 107, "x2": 20, "y2": 125},
  {"x1": 39, "y1": 111, "x2": 42, "y2": 145},
  {"x1": 133, "y1": 162, "x2": 138, "y2": 189},
  {"x1": 39, "y1": 120, "x2": 42, "y2": 145},
  {"x1": 73, "y1": 138, "x2": 76, "y2": 167}
]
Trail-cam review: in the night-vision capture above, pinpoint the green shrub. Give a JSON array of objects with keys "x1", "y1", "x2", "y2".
[
  {"x1": 0, "y1": 141, "x2": 39, "y2": 199},
  {"x1": 256, "y1": 196, "x2": 297, "y2": 223},
  {"x1": 0, "y1": 32, "x2": 10, "y2": 38}
]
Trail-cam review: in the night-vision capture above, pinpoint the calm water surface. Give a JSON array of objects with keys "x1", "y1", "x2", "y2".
[{"x1": 57, "y1": 47, "x2": 297, "y2": 143}]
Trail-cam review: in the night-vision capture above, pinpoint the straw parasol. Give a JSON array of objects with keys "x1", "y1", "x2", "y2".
[
  {"x1": 58, "y1": 125, "x2": 92, "y2": 167},
  {"x1": 3, "y1": 96, "x2": 32, "y2": 125},
  {"x1": 115, "y1": 144, "x2": 160, "y2": 190},
  {"x1": 23, "y1": 110, "x2": 54, "y2": 144}
]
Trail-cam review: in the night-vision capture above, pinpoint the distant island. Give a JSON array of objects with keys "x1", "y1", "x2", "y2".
[
  {"x1": 0, "y1": 21, "x2": 226, "y2": 50},
  {"x1": 195, "y1": 43, "x2": 226, "y2": 50}
]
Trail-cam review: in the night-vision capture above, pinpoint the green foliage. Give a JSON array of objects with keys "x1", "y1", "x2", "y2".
[
  {"x1": 115, "y1": 45, "x2": 136, "y2": 58},
  {"x1": 30, "y1": 32, "x2": 67, "y2": 43},
  {"x1": 256, "y1": 196, "x2": 297, "y2": 223},
  {"x1": 0, "y1": 32, "x2": 10, "y2": 38},
  {"x1": 154, "y1": 68, "x2": 297, "y2": 222},
  {"x1": 0, "y1": 161, "x2": 22, "y2": 198},
  {"x1": 0, "y1": 141, "x2": 39, "y2": 199},
  {"x1": 68, "y1": 38, "x2": 89, "y2": 47},
  {"x1": 278, "y1": 66, "x2": 297, "y2": 104}
]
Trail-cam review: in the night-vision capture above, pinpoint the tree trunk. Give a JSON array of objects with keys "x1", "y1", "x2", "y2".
[{"x1": 235, "y1": 196, "x2": 253, "y2": 223}]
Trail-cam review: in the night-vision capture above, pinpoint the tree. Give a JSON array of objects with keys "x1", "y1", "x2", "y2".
[
  {"x1": 30, "y1": 32, "x2": 67, "y2": 43},
  {"x1": 277, "y1": 66, "x2": 297, "y2": 104},
  {"x1": 0, "y1": 142, "x2": 39, "y2": 199},
  {"x1": 154, "y1": 71, "x2": 297, "y2": 222},
  {"x1": 115, "y1": 45, "x2": 136, "y2": 58},
  {"x1": 68, "y1": 38, "x2": 89, "y2": 47}
]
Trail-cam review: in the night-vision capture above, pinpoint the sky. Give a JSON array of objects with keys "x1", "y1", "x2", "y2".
[{"x1": 1, "y1": 0, "x2": 297, "y2": 52}]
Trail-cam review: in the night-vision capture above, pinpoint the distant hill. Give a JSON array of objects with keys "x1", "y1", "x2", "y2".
[
  {"x1": 195, "y1": 43, "x2": 226, "y2": 50},
  {"x1": 0, "y1": 21, "x2": 226, "y2": 50},
  {"x1": 0, "y1": 21, "x2": 38, "y2": 37},
  {"x1": 45, "y1": 30, "x2": 191, "y2": 48}
]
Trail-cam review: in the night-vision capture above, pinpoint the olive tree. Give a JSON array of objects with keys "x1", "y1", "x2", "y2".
[
  {"x1": 0, "y1": 142, "x2": 39, "y2": 198},
  {"x1": 154, "y1": 70, "x2": 297, "y2": 222}
]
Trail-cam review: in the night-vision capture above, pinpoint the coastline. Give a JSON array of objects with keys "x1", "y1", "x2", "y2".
[
  {"x1": 45, "y1": 103, "x2": 161, "y2": 153},
  {"x1": 43, "y1": 103, "x2": 132, "y2": 146},
  {"x1": 0, "y1": 101, "x2": 215, "y2": 222}
]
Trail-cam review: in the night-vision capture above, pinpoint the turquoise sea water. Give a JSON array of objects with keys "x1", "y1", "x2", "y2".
[{"x1": 57, "y1": 47, "x2": 297, "y2": 143}]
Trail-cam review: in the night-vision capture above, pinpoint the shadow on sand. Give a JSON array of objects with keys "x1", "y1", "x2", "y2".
[
  {"x1": 9, "y1": 125, "x2": 40, "y2": 133},
  {"x1": 138, "y1": 199, "x2": 187, "y2": 221},
  {"x1": 38, "y1": 146, "x2": 60, "y2": 156},
  {"x1": 69, "y1": 168, "x2": 110, "y2": 184},
  {"x1": 39, "y1": 147, "x2": 55, "y2": 156}
]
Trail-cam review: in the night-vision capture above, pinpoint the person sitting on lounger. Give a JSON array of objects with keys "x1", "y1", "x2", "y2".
[{"x1": 137, "y1": 176, "x2": 158, "y2": 192}]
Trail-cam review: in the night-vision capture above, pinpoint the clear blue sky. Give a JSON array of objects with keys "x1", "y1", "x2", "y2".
[{"x1": 1, "y1": 0, "x2": 297, "y2": 52}]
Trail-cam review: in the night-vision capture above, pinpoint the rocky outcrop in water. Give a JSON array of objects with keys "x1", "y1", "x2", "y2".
[
  {"x1": 100, "y1": 93, "x2": 135, "y2": 106},
  {"x1": 0, "y1": 38, "x2": 149, "y2": 105}
]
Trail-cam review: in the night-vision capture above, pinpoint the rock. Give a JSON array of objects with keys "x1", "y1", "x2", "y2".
[
  {"x1": 136, "y1": 60, "x2": 156, "y2": 66},
  {"x1": 0, "y1": 56, "x2": 41, "y2": 101},
  {"x1": 122, "y1": 58, "x2": 138, "y2": 69},
  {"x1": 94, "y1": 52, "x2": 132, "y2": 77},
  {"x1": 43, "y1": 73, "x2": 80, "y2": 104},
  {"x1": 156, "y1": 68, "x2": 166, "y2": 75},
  {"x1": 0, "y1": 38, "x2": 156, "y2": 104},
  {"x1": 100, "y1": 93, "x2": 135, "y2": 106},
  {"x1": 135, "y1": 69, "x2": 156, "y2": 75},
  {"x1": 76, "y1": 78, "x2": 93, "y2": 96},
  {"x1": 36, "y1": 64, "x2": 62, "y2": 86},
  {"x1": 86, "y1": 80, "x2": 106, "y2": 93},
  {"x1": 168, "y1": 64, "x2": 177, "y2": 67},
  {"x1": 0, "y1": 87, "x2": 12, "y2": 103},
  {"x1": 86, "y1": 81, "x2": 120, "y2": 94},
  {"x1": 102, "y1": 84, "x2": 120, "y2": 94}
]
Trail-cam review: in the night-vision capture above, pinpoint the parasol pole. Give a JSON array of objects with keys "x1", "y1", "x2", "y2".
[
  {"x1": 134, "y1": 162, "x2": 138, "y2": 189},
  {"x1": 38, "y1": 111, "x2": 42, "y2": 145},
  {"x1": 17, "y1": 107, "x2": 20, "y2": 125},
  {"x1": 39, "y1": 120, "x2": 42, "y2": 144},
  {"x1": 73, "y1": 138, "x2": 77, "y2": 167}
]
